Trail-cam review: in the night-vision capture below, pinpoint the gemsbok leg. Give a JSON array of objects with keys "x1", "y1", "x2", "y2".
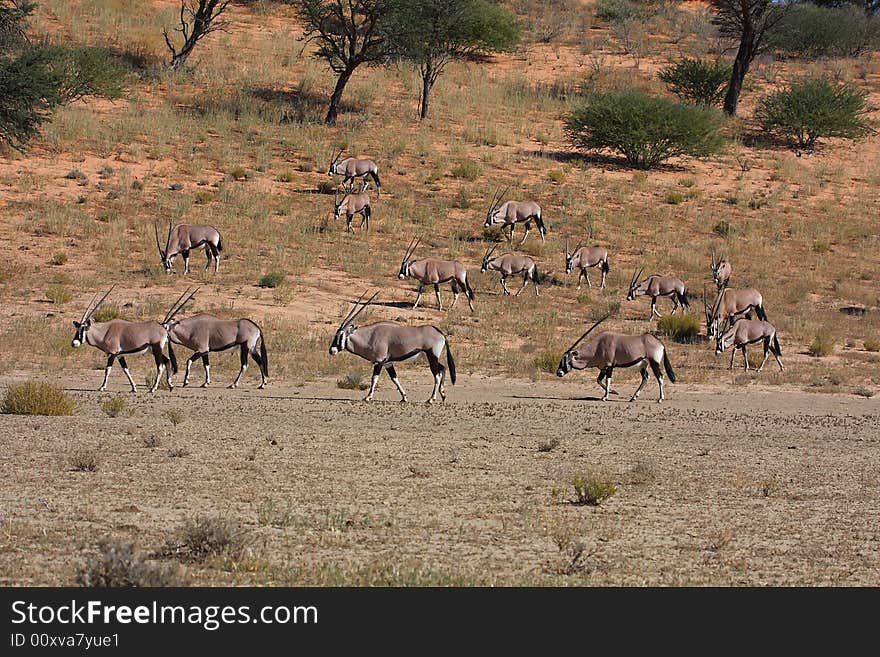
[
  {"x1": 584, "y1": 269, "x2": 592, "y2": 289},
  {"x1": 426, "y1": 350, "x2": 447, "y2": 403},
  {"x1": 519, "y1": 222, "x2": 531, "y2": 245},
  {"x1": 386, "y1": 364, "x2": 407, "y2": 402},
  {"x1": 413, "y1": 283, "x2": 424, "y2": 309},
  {"x1": 651, "y1": 297, "x2": 661, "y2": 319},
  {"x1": 449, "y1": 281, "x2": 460, "y2": 309},
  {"x1": 182, "y1": 250, "x2": 191, "y2": 275},
  {"x1": 630, "y1": 361, "x2": 650, "y2": 402},
  {"x1": 366, "y1": 363, "x2": 382, "y2": 401},
  {"x1": 434, "y1": 284, "x2": 443, "y2": 311},
  {"x1": 117, "y1": 357, "x2": 138, "y2": 392},
  {"x1": 742, "y1": 344, "x2": 749, "y2": 371}
]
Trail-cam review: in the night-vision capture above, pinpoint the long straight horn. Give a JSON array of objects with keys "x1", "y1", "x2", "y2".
[
  {"x1": 154, "y1": 222, "x2": 163, "y2": 255},
  {"x1": 345, "y1": 290, "x2": 379, "y2": 327},
  {"x1": 565, "y1": 236, "x2": 569, "y2": 258},
  {"x1": 80, "y1": 290, "x2": 100, "y2": 323},
  {"x1": 163, "y1": 286, "x2": 199, "y2": 324},
  {"x1": 85, "y1": 285, "x2": 116, "y2": 322},
  {"x1": 711, "y1": 251, "x2": 716, "y2": 269},
  {"x1": 629, "y1": 268, "x2": 638, "y2": 288},
  {"x1": 566, "y1": 313, "x2": 611, "y2": 353},
  {"x1": 165, "y1": 219, "x2": 173, "y2": 255}
]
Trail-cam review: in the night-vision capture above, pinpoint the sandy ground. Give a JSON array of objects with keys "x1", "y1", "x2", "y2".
[{"x1": 1, "y1": 370, "x2": 877, "y2": 586}]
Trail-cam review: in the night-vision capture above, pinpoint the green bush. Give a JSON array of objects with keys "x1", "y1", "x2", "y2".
[
  {"x1": 772, "y1": 4, "x2": 879, "y2": 58},
  {"x1": 43, "y1": 44, "x2": 127, "y2": 103},
  {"x1": 658, "y1": 58, "x2": 731, "y2": 107},
  {"x1": 570, "y1": 473, "x2": 616, "y2": 506},
  {"x1": 450, "y1": 160, "x2": 480, "y2": 180},
  {"x1": 2, "y1": 381, "x2": 75, "y2": 416},
  {"x1": 45, "y1": 284, "x2": 72, "y2": 305},
  {"x1": 532, "y1": 351, "x2": 559, "y2": 374},
  {"x1": 595, "y1": 0, "x2": 648, "y2": 23},
  {"x1": 665, "y1": 190, "x2": 684, "y2": 205},
  {"x1": 258, "y1": 271, "x2": 285, "y2": 288},
  {"x1": 756, "y1": 76, "x2": 874, "y2": 149},
  {"x1": 91, "y1": 304, "x2": 121, "y2": 322},
  {"x1": 658, "y1": 314, "x2": 700, "y2": 343},
  {"x1": 809, "y1": 329, "x2": 835, "y2": 357},
  {"x1": 565, "y1": 90, "x2": 724, "y2": 169}
]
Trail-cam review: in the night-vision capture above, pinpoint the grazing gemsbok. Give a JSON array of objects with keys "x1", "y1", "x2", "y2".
[
  {"x1": 715, "y1": 318, "x2": 783, "y2": 372},
  {"x1": 710, "y1": 252, "x2": 732, "y2": 290},
  {"x1": 704, "y1": 285, "x2": 767, "y2": 339},
  {"x1": 155, "y1": 220, "x2": 223, "y2": 275},
  {"x1": 483, "y1": 187, "x2": 546, "y2": 244},
  {"x1": 71, "y1": 286, "x2": 176, "y2": 393},
  {"x1": 397, "y1": 238, "x2": 475, "y2": 311},
  {"x1": 480, "y1": 245, "x2": 540, "y2": 297},
  {"x1": 161, "y1": 288, "x2": 268, "y2": 389},
  {"x1": 333, "y1": 188, "x2": 371, "y2": 232},
  {"x1": 564, "y1": 238, "x2": 609, "y2": 290},
  {"x1": 328, "y1": 150, "x2": 381, "y2": 196},
  {"x1": 556, "y1": 315, "x2": 677, "y2": 403},
  {"x1": 329, "y1": 291, "x2": 456, "y2": 403},
  {"x1": 626, "y1": 269, "x2": 690, "y2": 319}
]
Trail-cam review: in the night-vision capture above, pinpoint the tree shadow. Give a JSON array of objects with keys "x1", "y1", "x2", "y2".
[{"x1": 519, "y1": 149, "x2": 691, "y2": 172}]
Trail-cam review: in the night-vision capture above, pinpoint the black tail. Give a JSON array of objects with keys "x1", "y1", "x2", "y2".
[
  {"x1": 216, "y1": 236, "x2": 223, "y2": 252},
  {"x1": 772, "y1": 333, "x2": 781, "y2": 356},
  {"x1": 535, "y1": 215, "x2": 547, "y2": 237},
  {"x1": 602, "y1": 257, "x2": 609, "y2": 274},
  {"x1": 532, "y1": 264, "x2": 540, "y2": 283},
  {"x1": 678, "y1": 289, "x2": 690, "y2": 308},
  {"x1": 370, "y1": 171, "x2": 381, "y2": 192},
  {"x1": 756, "y1": 304, "x2": 767, "y2": 321},
  {"x1": 446, "y1": 340, "x2": 456, "y2": 385},
  {"x1": 260, "y1": 334, "x2": 268, "y2": 377},
  {"x1": 167, "y1": 342, "x2": 179, "y2": 374},
  {"x1": 662, "y1": 349, "x2": 677, "y2": 383},
  {"x1": 465, "y1": 275, "x2": 475, "y2": 300}
]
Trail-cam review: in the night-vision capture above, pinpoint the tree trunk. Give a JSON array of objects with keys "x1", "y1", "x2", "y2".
[
  {"x1": 325, "y1": 67, "x2": 354, "y2": 126},
  {"x1": 723, "y1": 26, "x2": 755, "y2": 116},
  {"x1": 419, "y1": 72, "x2": 432, "y2": 120}
]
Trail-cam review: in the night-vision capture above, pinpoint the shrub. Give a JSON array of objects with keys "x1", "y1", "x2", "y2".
[
  {"x1": 532, "y1": 351, "x2": 559, "y2": 374},
  {"x1": 756, "y1": 76, "x2": 874, "y2": 149},
  {"x1": 258, "y1": 271, "x2": 285, "y2": 288},
  {"x1": 565, "y1": 90, "x2": 724, "y2": 169},
  {"x1": 450, "y1": 160, "x2": 480, "y2": 180},
  {"x1": 91, "y1": 304, "x2": 121, "y2": 322},
  {"x1": 44, "y1": 44, "x2": 127, "y2": 103},
  {"x1": 547, "y1": 169, "x2": 565, "y2": 183},
  {"x1": 658, "y1": 58, "x2": 731, "y2": 107},
  {"x1": 228, "y1": 166, "x2": 248, "y2": 181},
  {"x1": 772, "y1": 4, "x2": 879, "y2": 59},
  {"x1": 276, "y1": 170, "x2": 294, "y2": 183},
  {"x1": 336, "y1": 372, "x2": 368, "y2": 390},
  {"x1": 76, "y1": 538, "x2": 187, "y2": 587},
  {"x1": 69, "y1": 448, "x2": 100, "y2": 472},
  {"x1": 193, "y1": 190, "x2": 213, "y2": 204},
  {"x1": 257, "y1": 498, "x2": 296, "y2": 528},
  {"x1": 665, "y1": 190, "x2": 684, "y2": 205},
  {"x1": 595, "y1": 0, "x2": 648, "y2": 23},
  {"x1": 50, "y1": 252, "x2": 68, "y2": 265},
  {"x1": 2, "y1": 381, "x2": 74, "y2": 416},
  {"x1": 537, "y1": 438, "x2": 560, "y2": 453},
  {"x1": 570, "y1": 473, "x2": 616, "y2": 506},
  {"x1": 141, "y1": 434, "x2": 162, "y2": 448},
  {"x1": 100, "y1": 396, "x2": 129, "y2": 418},
  {"x1": 161, "y1": 516, "x2": 249, "y2": 562},
  {"x1": 853, "y1": 386, "x2": 875, "y2": 398},
  {"x1": 164, "y1": 408, "x2": 184, "y2": 426},
  {"x1": 45, "y1": 284, "x2": 72, "y2": 305},
  {"x1": 809, "y1": 329, "x2": 835, "y2": 357},
  {"x1": 863, "y1": 338, "x2": 880, "y2": 352},
  {"x1": 658, "y1": 314, "x2": 700, "y2": 343},
  {"x1": 714, "y1": 220, "x2": 733, "y2": 237}
]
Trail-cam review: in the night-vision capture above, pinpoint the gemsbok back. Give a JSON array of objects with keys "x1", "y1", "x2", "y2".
[
  {"x1": 329, "y1": 291, "x2": 456, "y2": 403},
  {"x1": 155, "y1": 219, "x2": 223, "y2": 275},
  {"x1": 710, "y1": 252, "x2": 731, "y2": 290},
  {"x1": 483, "y1": 186, "x2": 545, "y2": 244},
  {"x1": 162, "y1": 288, "x2": 268, "y2": 389},
  {"x1": 71, "y1": 286, "x2": 176, "y2": 393},
  {"x1": 715, "y1": 318, "x2": 783, "y2": 372},
  {"x1": 704, "y1": 285, "x2": 767, "y2": 339},
  {"x1": 626, "y1": 269, "x2": 689, "y2": 319},
  {"x1": 398, "y1": 238, "x2": 475, "y2": 311},
  {"x1": 555, "y1": 315, "x2": 677, "y2": 402},
  {"x1": 328, "y1": 150, "x2": 381, "y2": 196},
  {"x1": 480, "y1": 245, "x2": 540, "y2": 296},
  {"x1": 333, "y1": 188, "x2": 371, "y2": 232},
  {"x1": 564, "y1": 237, "x2": 609, "y2": 290}
]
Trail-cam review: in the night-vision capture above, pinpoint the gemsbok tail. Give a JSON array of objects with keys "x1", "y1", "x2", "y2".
[
  {"x1": 756, "y1": 304, "x2": 767, "y2": 321},
  {"x1": 678, "y1": 289, "x2": 690, "y2": 309},
  {"x1": 167, "y1": 342, "x2": 179, "y2": 374},
  {"x1": 662, "y1": 349, "x2": 677, "y2": 383},
  {"x1": 772, "y1": 333, "x2": 781, "y2": 356},
  {"x1": 532, "y1": 264, "x2": 541, "y2": 283},
  {"x1": 216, "y1": 235, "x2": 223, "y2": 252},
  {"x1": 446, "y1": 339, "x2": 456, "y2": 385},
  {"x1": 370, "y1": 171, "x2": 381, "y2": 195},
  {"x1": 260, "y1": 334, "x2": 269, "y2": 377},
  {"x1": 602, "y1": 257, "x2": 610, "y2": 274}
]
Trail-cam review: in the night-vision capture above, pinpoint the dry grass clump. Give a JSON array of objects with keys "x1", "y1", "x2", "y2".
[
  {"x1": 336, "y1": 372, "x2": 368, "y2": 390},
  {"x1": 2, "y1": 381, "x2": 75, "y2": 416},
  {"x1": 100, "y1": 395, "x2": 129, "y2": 418},
  {"x1": 45, "y1": 284, "x2": 72, "y2": 305},
  {"x1": 69, "y1": 448, "x2": 100, "y2": 472},
  {"x1": 161, "y1": 515, "x2": 250, "y2": 563},
  {"x1": 863, "y1": 338, "x2": 880, "y2": 352},
  {"x1": 658, "y1": 314, "x2": 700, "y2": 343},
  {"x1": 532, "y1": 351, "x2": 559, "y2": 374},
  {"x1": 76, "y1": 538, "x2": 188, "y2": 587},
  {"x1": 809, "y1": 329, "x2": 835, "y2": 357},
  {"x1": 569, "y1": 472, "x2": 616, "y2": 506}
]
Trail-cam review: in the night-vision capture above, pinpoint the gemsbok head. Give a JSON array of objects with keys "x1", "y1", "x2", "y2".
[
  {"x1": 71, "y1": 286, "x2": 176, "y2": 393},
  {"x1": 155, "y1": 219, "x2": 223, "y2": 275},
  {"x1": 556, "y1": 314, "x2": 677, "y2": 402},
  {"x1": 329, "y1": 291, "x2": 456, "y2": 403}
]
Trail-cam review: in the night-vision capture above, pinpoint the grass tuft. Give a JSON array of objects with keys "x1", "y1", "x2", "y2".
[
  {"x1": 76, "y1": 538, "x2": 188, "y2": 587},
  {"x1": 2, "y1": 381, "x2": 74, "y2": 416},
  {"x1": 569, "y1": 473, "x2": 616, "y2": 506}
]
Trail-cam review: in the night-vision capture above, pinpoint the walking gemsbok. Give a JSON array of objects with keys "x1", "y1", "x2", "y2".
[
  {"x1": 556, "y1": 315, "x2": 677, "y2": 402},
  {"x1": 715, "y1": 318, "x2": 783, "y2": 372},
  {"x1": 480, "y1": 245, "x2": 540, "y2": 297},
  {"x1": 162, "y1": 288, "x2": 268, "y2": 389},
  {"x1": 484, "y1": 187, "x2": 545, "y2": 245},
  {"x1": 329, "y1": 291, "x2": 456, "y2": 403},
  {"x1": 333, "y1": 188, "x2": 371, "y2": 232},
  {"x1": 328, "y1": 150, "x2": 381, "y2": 196},
  {"x1": 155, "y1": 219, "x2": 223, "y2": 275},
  {"x1": 70, "y1": 286, "x2": 177, "y2": 393},
  {"x1": 397, "y1": 238, "x2": 475, "y2": 311},
  {"x1": 564, "y1": 238, "x2": 609, "y2": 290},
  {"x1": 626, "y1": 269, "x2": 689, "y2": 319},
  {"x1": 704, "y1": 285, "x2": 767, "y2": 339}
]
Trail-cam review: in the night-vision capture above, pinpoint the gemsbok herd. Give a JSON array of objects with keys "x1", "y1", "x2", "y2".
[{"x1": 70, "y1": 151, "x2": 783, "y2": 403}]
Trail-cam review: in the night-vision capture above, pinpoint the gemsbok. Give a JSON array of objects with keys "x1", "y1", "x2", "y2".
[
  {"x1": 564, "y1": 238, "x2": 609, "y2": 290},
  {"x1": 333, "y1": 189, "x2": 371, "y2": 232},
  {"x1": 155, "y1": 220, "x2": 223, "y2": 275},
  {"x1": 626, "y1": 269, "x2": 689, "y2": 319},
  {"x1": 161, "y1": 288, "x2": 268, "y2": 389},
  {"x1": 71, "y1": 286, "x2": 177, "y2": 393},
  {"x1": 483, "y1": 187, "x2": 545, "y2": 244},
  {"x1": 556, "y1": 315, "x2": 677, "y2": 402},
  {"x1": 329, "y1": 291, "x2": 456, "y2": 403},
  {"x1": 710, "y1": 252, "x2": 731, "y2": 290},
  {"x1": 480, "y1": 245, "x2": 540, "y2": 297},
  {"x1": 328, "y1": 150, "x2": 381, "y2": 196},
  {"x1": 704, "y1": 285, "x2": 767, "y2": 339},
  {"x1": 397, "y1": 238, "x2": 475, "y2": 311},
  {"x1": 715, "y1": 318, "x2": 783, "y2": 372}
]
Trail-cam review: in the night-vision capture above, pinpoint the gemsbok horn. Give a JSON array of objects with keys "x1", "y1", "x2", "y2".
[
  {"x1": 162, "y1": 287, "x2": 268, "y2": 389},
  {"x1": 715, "y1": 317, "x2": 783, "y2": 372},
  {"x1": 398, "y1": 237, "x2": 475, "y2": 311},
  {"x1": 704, "y1": 285, "x2": 767, "y2": 339},
  {"x1": 564, "y1": 237, "x2": 609, "y2": 290},
  {"x1": 480, "y1": 244, "x2": 540, "y2": 297},
  {"x1": 555, "y1": 314, "x2": 677, "y2": 402},
  {"x1": 483, "y1": 186, "x2": 545, "y2": 245},
  {"x1": 328, "y1": 150, "x2": 381, "y2": 196},
  {"x1": 333, "y1": 188, "x2": 371, "y2": 232},
  {"x1": 710, "y1": 252, "x2": 731, "y2": 290},
  {"x1": 626, "y1": 269, "x2": 689, "y2": 319},
  {"x1": 329, "y1": 291, "x2": 456, "y2": 403},
  {"x1": 71, "y1": 286, "x2": 177, "y2": 393},
  {"x1": 155, "y1": 219, "x2": 223, "y2": 275}
]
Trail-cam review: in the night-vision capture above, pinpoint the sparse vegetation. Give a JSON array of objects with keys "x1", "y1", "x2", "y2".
[
  {"x1": 450, "y1": 160, "x2": 481, "y2": 180},
  {"x1": 161, "y1": 515, "x2": 249, "y2": 562},
  {"x1": 69, "y1": 448, "x2": 100, "y2": 472},
  {"x1": 532, "y1": 351, "x2": 559, "y2": 375},
  {"x1": 336, "y1": 372, "x2": 369, "y2": 390},
  {"x1": 809, "y1": 330, "x2": 836, "y2": 357},
  {"x1": 100, "y1": 396, "x2": 130, "y2": 418},
  {"x1": 50, "y1": 252, "x2": 68, "y2": 266},
  {"x1": 164, "y1": 408, "x2": 185, "y2": 426},
  {"x1": 2, "y1": 381, "x2": 74, "y2": 416},
  {"x1": 45, "y1": 284, "x2": 72, "y2": 305},
  {"x1": 863, "y1": 338, "x2": 880, "y2": 352},
  {"x1": 76, "y1": 538, "x2": 188, "y2": 587},
  {"x1": 537, "y1": 438, "x2": 560, "y2": 453},
  {"x1": 258, "y1": 271, "x2": 285, "y2": 288},
  {"x1": 658, "y1": 314, "x2": 700, "y2": 343},
  {"x1": 257, "y1": 497, "x2": 296, "y2": 528},
  {"x1": 569, "y1": 473, "x2": 616, "y2": 506}
]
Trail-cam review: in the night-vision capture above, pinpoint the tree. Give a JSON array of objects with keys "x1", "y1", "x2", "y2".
[
  {"x1": 289, "y1": 0, "x2": 391, "y2": 125},
  {"x1": 711, "y1": 1, "x2": 790, "y2": 116},
  {"x1": 163, "y1": 0, "x2": 231, "y2": 71},
  {"x1": 0, "y1": 45, "x2": 60, "y2": 149},
  {"x1": 658, "y1": 58, "x2": 731, "y2": 107},
  {"x1": 383, "y1": 0, "x2": 520, "y2": 119}
]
